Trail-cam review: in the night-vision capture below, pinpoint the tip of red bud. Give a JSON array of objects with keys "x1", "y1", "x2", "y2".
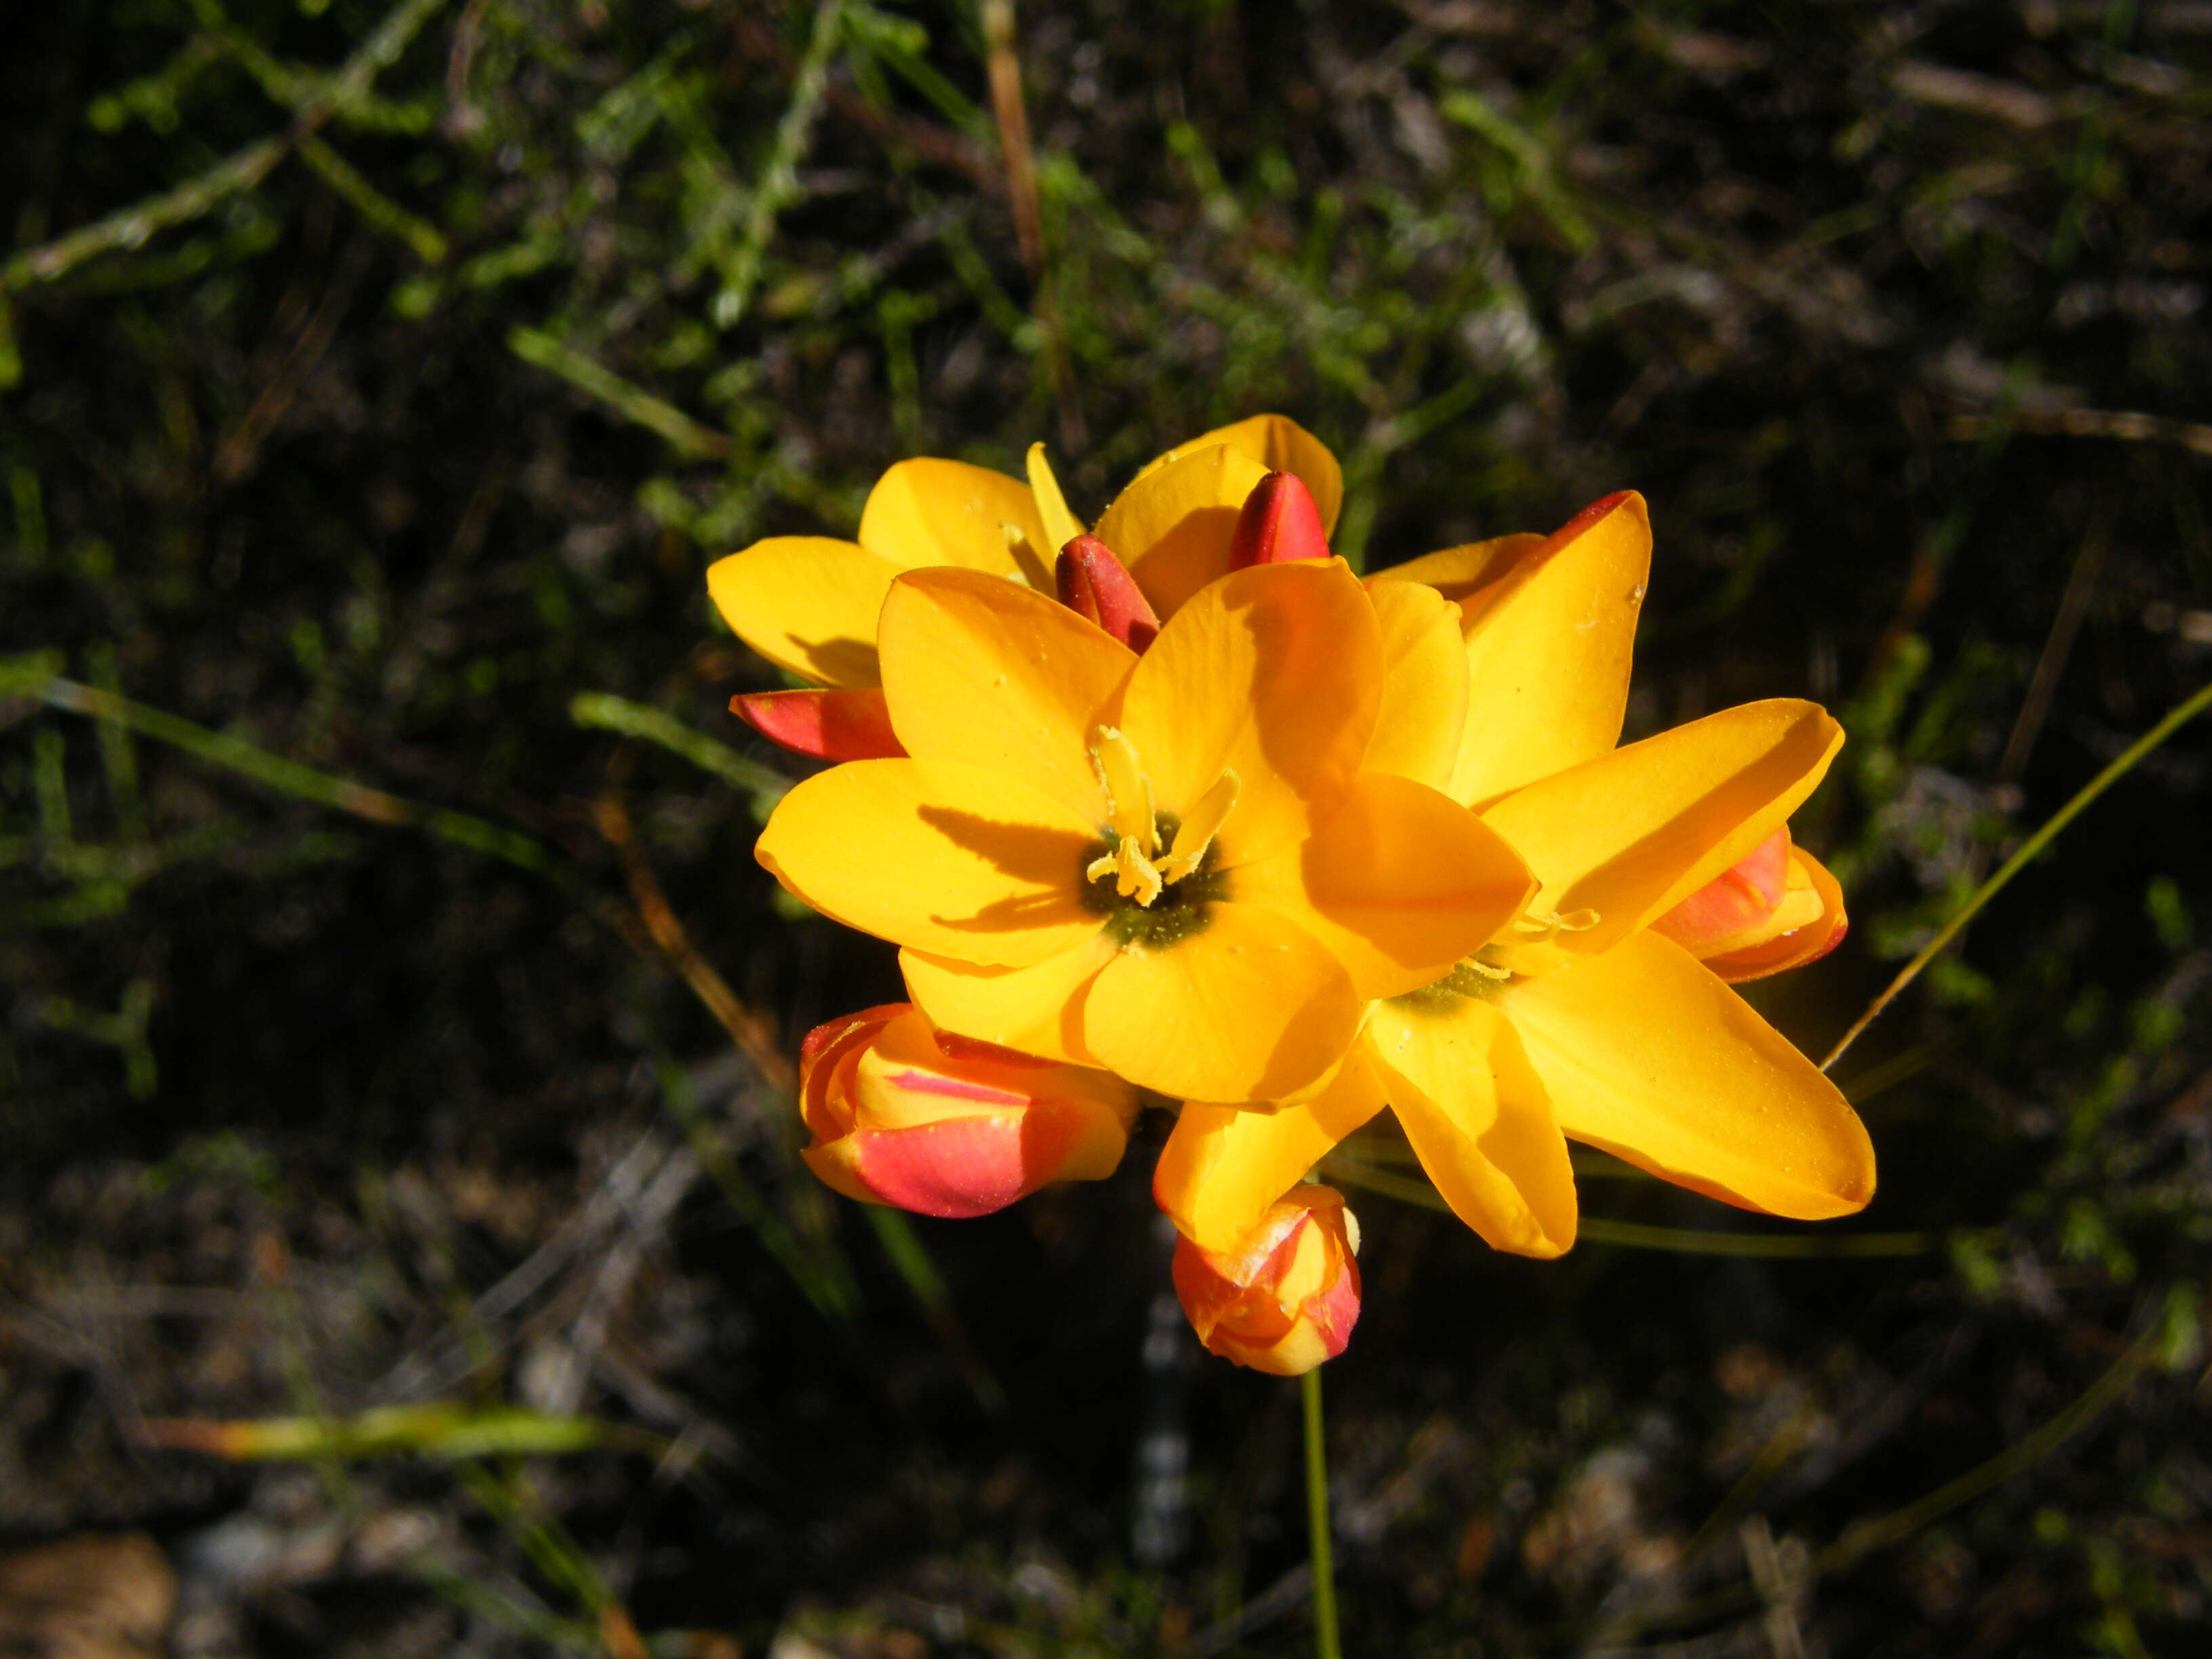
[
  {"x1": 731, "y1": 689, "x2": 907, "y2": 761},
  {"x1": 1055, "y1": 533, "x2": 1161, "y2": 652},
  {"x1": 1228, "y1": 472, "x2": 1331, "y2": 570},
  {"x1": 1547, "y1": 490, "x2": 1637, "y2": 548}
]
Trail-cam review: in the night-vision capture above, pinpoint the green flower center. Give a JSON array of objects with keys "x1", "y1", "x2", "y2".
[
  {"x1": 1393, "y1": 952, "x2": 1513, "y2": 1011},
  {"x1": 1080, "y1": 811, "x2": 1229, "y2": 949}
]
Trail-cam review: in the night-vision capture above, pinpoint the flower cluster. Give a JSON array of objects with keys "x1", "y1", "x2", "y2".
[{"x1": 708, "y1": 415, "x2": 1871, "y2": 1376}]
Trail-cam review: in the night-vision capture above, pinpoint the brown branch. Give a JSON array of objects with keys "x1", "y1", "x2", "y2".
[{"x1": 592, "y1": 790, "x2": 794, "y2": 1094}]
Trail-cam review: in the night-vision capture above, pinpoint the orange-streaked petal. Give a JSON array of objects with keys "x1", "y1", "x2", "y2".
[
  {"x1": 1117, "y1": 558, "x2": 1381, "y2": 863},
  {"x1": 1082, "y1": 901, "x2": 1362, "y2": 1103},
  {"x1": 1235, "y1": 773, "x2": 1534, "y2": 1000},
  {"x1": 899, "y1": 934, "x2": 1120, "y2": 1065},
  {"x1": 1130, "y1": 414, "x2": 1344, "y2": 537},
  {"x1": 857, "y1": 457, "x2": 1050, "y2": 588},
  {"x1": 1382, "y1": 493, "x2": 1652, "y2": 806},
  {"x1": 1496, "y1": 931, "x2": 1875, "y2": 1219},
  {"x1": 705, "y1": 537, "x2": 898, "y2": 688},
  {"x1": 1364, "y1": 1000, "x2": 1576, "y2": 1258},
  {"x1": 757, "y1": 759, "x2": 1104, "y2": 966},
  {"x1": 1481, "y1": 699, "x2": 1845, "y2": 959},
  {"x1": 1094, "y1": 444, "x2": 1273, "y2": 617},
  {"x1": 1155, "y1": 1050, "x2": 1389, "y2": 1253},
  {"x1": 1700, "y1": 846, "x2": 1849, "y2": 983},
  {"x1": 1362, "y1": 578, "x2": 1469, "y2": 791},
  {"x1": 731, "y1": 688, "x2": 906, "y2": 760},
  {"x1": 878, "y1": 567, "x2": 1137, "y2": 823}
]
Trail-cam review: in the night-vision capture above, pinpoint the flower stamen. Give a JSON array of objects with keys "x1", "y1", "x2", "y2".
[
  {"x1": 1085, "y1": 731, "x2": 1240, "y2": 910},
  {"x1": 1157, "y1": 769, "x2": 1240, "y2": 883},
  {"x1": 1511, "y1": 905, "x2": 1600, "y2": 943}
]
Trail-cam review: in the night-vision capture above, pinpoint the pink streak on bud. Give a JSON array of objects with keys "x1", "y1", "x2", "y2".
[
  {"x1": 1055, "y1": 533, "x2": 1161, "y2": 651},
  {"x1": 731, "y1": 688, "x2": 907, "y2": 760},
  {"x1": 1227, "y1": 471, "x2": 1331, "y2": 569},
  {"x1": 877, "y1": 1067, "x2": 1035, "y2": 1108}
]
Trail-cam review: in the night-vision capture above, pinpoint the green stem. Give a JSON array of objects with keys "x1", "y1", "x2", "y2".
[
  {"x1": 1821, "y1": 678, "x2": 2212, "y2": 1071},
  {"x1": 1302, "y1": 1367, "x2": 1343, "y2": 1659}
]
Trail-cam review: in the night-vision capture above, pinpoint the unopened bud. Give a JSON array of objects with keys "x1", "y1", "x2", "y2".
[
  {"x1": 1055, "y1": 533, "x2": 1162, "y2": 651},
  {"x1": 797, "y1": 1004, "x2": 1138, "y2": 1218},
  {"x1": 1170, "y1": 1185, "x2": 1362, "y2": 1375},
  {"x1": 1227, "y1": 471, "x2": 1331, "y2": 569},
  {"x1": 1653, "y1": 826, "x2": 1847, "y2": 982}
]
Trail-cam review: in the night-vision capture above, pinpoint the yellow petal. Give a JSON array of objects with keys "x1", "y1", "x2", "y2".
[
  {"x1": 1117, "y1": 559, "x2": 1381, "y2": 864},
  {"x1": 1155, "y1": 1052, "x2": 1388, "y2": 1253},
  {"x1": 1130, "y1": 414, "x2": 1345, "y2": 537},
  {"x1": 1235, "y1": 773, "x2": 1534, "y2": 1000},
  {"x1": 899, "y1": 935, "x2": 1119, "y2": 1065},
  {"x1": 1363, "y1": 1001, "x2": 1576, "y2": 1257},
  {"x1": 1481, "y1": 699, "x2": 1845, "y2": 958},
  {"x1": 1378, "y1": 532, "x2": 1544, "y2": 608},
  {"x1": 1025, "y1": 443, "x2": 1085, "y2": 554},
  {"x1": 1361, "y1": 579, "x2": 1469, "y2": 791},
  {"x1": 1382, "y1": 493, "x2": 1652, "y2": 806},
  {"x1": 1093, "y1": 444, "x2": 1272, "y2": 617},
  {"x1": 878, "y1": 567, "x2": 1136, "y2": 823},
  {"x1": 1496, "y1": 931, "x2": 1875, "y2": 1219},
  {"x1": 757, "y1": 759, "x2": 1105, "y2": 966},
  {"x1": 1082, "y1": 901, "x2": 1362, "y2": 1102},
  {"x1": 705, "y1": 537, "x2": 899, "y2": 688},
  {"x1": 857, "y1": 457, "x2": 1052, "y2": 589}
]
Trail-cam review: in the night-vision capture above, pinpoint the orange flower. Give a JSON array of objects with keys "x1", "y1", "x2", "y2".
[
  {"x1": 1170, "y1": 1186, "x2": 1362, "y2": 1376},
  {"x1": 798, "y1": 1003, "x2": 1137, "y2": 1218}
]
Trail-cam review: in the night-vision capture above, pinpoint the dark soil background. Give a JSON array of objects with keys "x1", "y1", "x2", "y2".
[{"x1": 3, "y1": 1, "x2": 2211, "y2": 1654}]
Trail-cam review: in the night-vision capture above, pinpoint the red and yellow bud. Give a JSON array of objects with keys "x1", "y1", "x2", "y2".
[
  {"x1": 1227, "y1": 470, "x2": 1332, "y2": 569},
  {"x1": 1054, "y1": 532, "x2": 1162, "y2": 651},
  {"x1": 732, "y1": 687, "x2": 907, "y2": 760},
  {"x1": 1650, "y1": 826, "x2": 1848, "y2": 982},
  {"x1": 797, "y1": 1004, "x2": 1138, "y2": 1218},
  {"x1": 1170, "y1": 1185, "x2": 1363, "y2": 1376}
]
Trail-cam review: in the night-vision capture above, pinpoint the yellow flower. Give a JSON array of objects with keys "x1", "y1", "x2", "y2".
[
  {"x1": 1156, "y1": 493, "x2": 1875, "y2": 1258},
  {"x1": 755, "y1": 556, "x2": 1533, "y2": 1105},
  {"x1": 704, "y1": 415, "x2": 1341, "y2": 743}
]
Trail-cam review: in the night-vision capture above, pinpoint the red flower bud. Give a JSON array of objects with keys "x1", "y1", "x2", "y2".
[
  {"x1": 1227, "y1": 471, "x2": 1331, "y2": 570},
  {"x1": 1170, "y1": 1185, "x2": 1362, "y2": 1375},
  {"x1": 731, "y1": 688, "x2": 907, "y2": 760},
  {"x1": 796, "y1": 1004, "x2": 1138, "y2": 1218},
  {"x1": 1055, "y1": 533, "x2": 1162, "y2": 652}
]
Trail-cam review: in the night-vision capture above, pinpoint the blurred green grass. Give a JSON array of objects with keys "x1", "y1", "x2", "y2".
[{"x1": 3, "y1": 1, "x2": 2211, "y2": 1654}]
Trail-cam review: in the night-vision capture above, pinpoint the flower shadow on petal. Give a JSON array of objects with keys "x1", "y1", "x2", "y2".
[
  {"x1": 794, "y1": 636, "x2": 883, "y2": 689},
  {"x1": 912, "y1": 802, "x2": 1102, "y2": 942}
]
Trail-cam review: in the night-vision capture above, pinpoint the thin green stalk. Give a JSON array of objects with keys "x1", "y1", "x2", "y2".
[
  {"x1": 508, "y1": 329, "x2": 733, "y2": 460},
  {"x1": 1822, "y1": 678, "x2": 2212, "y2": 1071},
  {"x1": 569, "y1": 691, "x2": 788, "y2": 821},
  {"x1": 1323, "y1": 1158, "x2": 1932, "y2": 1257},
  {"x1": 1302, "y1": 1368, "x2": 1342, "y2": 1659},
  {"x1": 27, "y1": 674, "x2": 555, "y2": 875}
]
